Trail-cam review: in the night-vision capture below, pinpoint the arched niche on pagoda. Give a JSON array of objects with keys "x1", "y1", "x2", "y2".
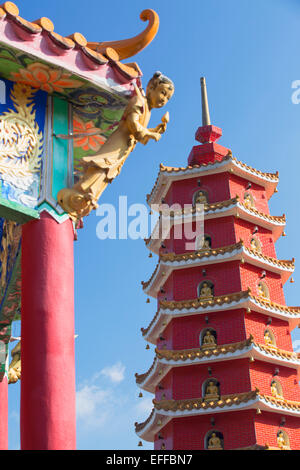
[
  {"x1": 205, "y1": 430, "x2": 224, "y2": 450},
  {"x1": 195, "y1": 234, "x2": 212, "y2": 251},
  {"x1": 243, "y1": 191, "x2": 255, "y2": 209},
  {"x1": 202, "y1": 378, "x2": 220, "y2": 401},
  {"x1": 277, "y1": 430, "x2": 290, "y2": 450},
  {"x1": 193, "y1": 189, "x2": 209, "y2": 206},
  {"x1": 271, "y1": 378, "x2": 283, "y2": 399},
  {"x1": 200, "y1": 328, "x2": 217, "y2": 349},
  {"x1": 264, "y1": 329, "x2": 276, "y2": 348},
  {"x1": 250, "y1": 236, "x2": 262, "y2": 253},
  {"x1": 258, "y1": 281, "x2": 270, "y2": 300},
  {"x1": 198, "y1": 280, "x2": 214, "y2": 300}
]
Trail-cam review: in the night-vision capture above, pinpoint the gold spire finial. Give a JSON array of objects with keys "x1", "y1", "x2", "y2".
[{"x1": 200, "y1": 77, "x2": 211, "y2": 126}]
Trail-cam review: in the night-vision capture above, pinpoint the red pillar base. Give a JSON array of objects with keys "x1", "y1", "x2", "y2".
[
  {"x1": 21, "y1": 212, "x2": 76, "y2": 450},
  {"x1": 0, "y1": 376, "x2": 8, "y2": 450}
]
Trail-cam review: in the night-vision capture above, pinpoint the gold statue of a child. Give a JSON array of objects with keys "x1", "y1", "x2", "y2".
[{"x1": 58, "y1": 72, "x2": 174, "y2": 220}]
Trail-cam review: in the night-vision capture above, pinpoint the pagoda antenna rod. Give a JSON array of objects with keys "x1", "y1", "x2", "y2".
[{"x1": 200, "y1": 77, "x2": 211, "y2": 126}]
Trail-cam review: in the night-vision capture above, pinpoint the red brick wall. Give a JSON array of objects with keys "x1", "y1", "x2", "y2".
[
  {"x1": 255, "y1": 413, "x2": 300, "y2": 449},
  {"x1": 171, "y1": 359, "x2": 251, "y2": 400},
  {"x1": 229, "y1": 174, "x2": 269, "y2": 214},
  {"x1": 171, "y1": 310, "x2": 247, "y2": 350},
  {"x1": 155, "y1": 366, "x2": 173, "y2": 401},
  {"x1": 244, "y1": 311, "x2": 292, "y2": 351},
  {"x1": 154, "y1": 420, "x2": 173, "y2": 450},
  {"x1": 234, "y1": 218, "x2": 276, "y2": 258},
  {"x1": 163, "y1": 217, "x2": 237, "y2": 254},
  {"x1": 172, "y1": 410, "x2": 256, "y2": 449},
  {"x1": 240, "y1": 263, "x2": 285, "y2": 305},
  {"x1": 164, "y1": 173, "x2": 231, "y2": 208},
  {"x1": 172, "y1": 261, "x2": 242, "y2": 301},
  {"x1": 249, "y1": 360, "x2": 300, "y2": 401}
]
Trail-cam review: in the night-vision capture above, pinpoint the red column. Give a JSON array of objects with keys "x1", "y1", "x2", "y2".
[
  {"x1": 0, "y1": 376, "x2": 8, "y2": 450},
  {"x1": 20, "y1": 212, "x2": 76, "y2": 450}
]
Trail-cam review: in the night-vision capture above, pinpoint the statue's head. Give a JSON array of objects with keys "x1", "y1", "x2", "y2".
[
  {"x1": 203, "y1": 282, "x2": 208, "y2": 287},
  {"x1": 146, "y1": 71, "x2": 174, "y2": 109}
]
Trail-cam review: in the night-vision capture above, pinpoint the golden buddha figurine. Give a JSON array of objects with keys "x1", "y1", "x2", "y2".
[
  {"x1": 244, "y1": 193, "x2": 254, "y2": 209},
  {"x1": 194, "y1": 191, "x2": 208, "y2": 205},
  {"x1": 258, "y1": 283, "x2": 268, "y2": 299},
  {"x1": 199, "y1": 282, "x2": 213, "y2": 300},
  {"x1": 8, "y1": 340, "x2": 21, "y2": 384},
  {"x1": 208, "y1": 433, "x2": 223, "y2": 450},
  {"x1": 57, "y1": 72, "x2": 174, "y2": 220},
  {"x1": 204, "y1": 381, "x2": 219, "y2": 401},
  {"x1": 271, "y1": 382, "x2": 281, "y2": 399},
  {"x1": 264, "y1": 331, "x2": 275, "y2": 347},
  {"x1": 202, "y1": 330, "x2": 216, "y2": 349},
  {"x1": 277, "y1": 431, "x2": 289, "y2": 450},
  {"x1": 203, "y1": 237, "x2": 211, "y2": 249},
  {"x1": 250, "y1": 238, "x2": 261, "y2": 253}
]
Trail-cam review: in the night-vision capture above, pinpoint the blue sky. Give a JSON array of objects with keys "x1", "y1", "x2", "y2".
[{"x1": 7, "y1": 0, "x2": 300, "y2": 449}]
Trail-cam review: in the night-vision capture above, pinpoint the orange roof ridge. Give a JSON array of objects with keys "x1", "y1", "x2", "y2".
[{"x1": 87, "y1": 9, "x2": 159, "y2": 60}]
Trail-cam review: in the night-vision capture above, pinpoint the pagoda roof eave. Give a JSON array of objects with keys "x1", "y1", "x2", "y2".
[
  {"x1": 142, "y1": 243, "x2": 294, "y2": 297},
  {"x1": 135, "y1": 392, "x2": 300, "y2": 442},
  {"x1": 146, "y1": 199, "x2": 285, "y2": 253},
  {"x1": 142, "y1": 292, "x2": 300, "y2": 344},
  {"x1": 146, "y1": 156, "x2": 279, "y2": 207},
  {"x1": 136, "y1": 339, "x2": 300, "y2": 393}
]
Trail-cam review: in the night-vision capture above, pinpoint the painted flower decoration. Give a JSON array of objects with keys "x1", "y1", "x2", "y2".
[
  {"x1": 11, "y1": 63, "x2": 83, "y2": 94},
  {"x1": 73, "y1": 117, "x2": 106, "y2": 152}
]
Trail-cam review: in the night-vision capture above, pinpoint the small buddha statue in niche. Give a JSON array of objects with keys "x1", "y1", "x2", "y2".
[
  {"x1": 250, "y1": 238, "x2": 261, "y2": 253},
  {"x1": 208, "y1": 433, "x2": 223, "y2": 450},
  {"x1": 258, "y1": 283, "x2": 268, "y2": 299},
  {"x1": 161, "y1": 443, "x2": 166, "y2": 450},
  {"x1": 244, "y1": 193, "x2": 254, "y2": 209},
  {"x1": 271, "y1": 382, "x2": 281, "y2": 399},
  {"x1": 204, "y1": 381, "x2": 219, "y2": 400},
  {"x1": 194, "y1": 191, "x2": 208, "y2": 205},
  {"x1": 277, "y1": 432, "x2": 289, "y2": 450},
  {"x1": 203, "y1": 237, "x2": 211, "y2": 249},
  {"x1": 199, "y1": 282, "x2": 213, "y2": 300},
  {"x1": 202, "y1": 331, "x2": 217, "y2": 349},
  {"x1": 264, "y1": 331, "x2": 275, "y2": 347}
]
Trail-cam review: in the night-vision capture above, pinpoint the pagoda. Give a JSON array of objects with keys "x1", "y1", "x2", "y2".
[{"x1": 135, "y1": 78, "x2": 300, "y2": 450}]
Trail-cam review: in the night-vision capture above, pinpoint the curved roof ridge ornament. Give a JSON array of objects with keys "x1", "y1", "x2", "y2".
[{"x1": 87, "y1": 9, "x2": 159, "y2": 60}]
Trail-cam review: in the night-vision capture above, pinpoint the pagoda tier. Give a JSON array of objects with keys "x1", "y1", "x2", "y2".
[
  {"x1": 136, "y1": 338, "x2": 300, "y2": 393},
  {"x1": 142, "y1": 292, "x2": 300, "y2": 342},
  {"x1": 135, "y1": 78, "x2": 300, "y2": 450}
]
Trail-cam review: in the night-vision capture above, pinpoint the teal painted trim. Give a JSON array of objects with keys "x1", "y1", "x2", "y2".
[
  {"x1": 37, "y1": 203, "x2": 71, "y2": 224},
  {"x1": 0, "y1": 196, "x2": 39, "y2": 224},
  {"x1": 52, "y1": 97, "x2": 69, "y2": 201}
]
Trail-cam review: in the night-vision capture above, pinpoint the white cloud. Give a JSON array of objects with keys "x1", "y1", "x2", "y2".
[
  {"x1": 292, "y1": 340, "x2": 300, "y2": 352},
  {"x1": 76, "y1": 384, "x2": 109, "y2": 419},
  {"x1": 99, "y1": 361, "x2": 126, "y2": 383}
]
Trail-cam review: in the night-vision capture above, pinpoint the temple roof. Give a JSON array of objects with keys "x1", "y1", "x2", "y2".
[
  {"x1": 136, "y1": 338, "x2": 300, "y2": 393},
  {"x1": 146, "y1": 154, "x2": 279, "y2": 206},
  {"x1": 146, "y1": 196, "x2": 286, "y2": 253},
  {"x1": 142, "y1": 241, "x2": 294, "y2": 296},
  {"x1": 0, "y1": 2, "x2": 158, "y2": 84},
  {"x1": 135, "y1": 390, "x2": 300, "y2": 441},
  {"x1": 142, "y1": 291, "x2": 300, "y2": 343}
]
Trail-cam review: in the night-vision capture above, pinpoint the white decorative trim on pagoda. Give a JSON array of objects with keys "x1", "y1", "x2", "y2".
[
  {"x1": 146, "y1": 199, "x2": 285, "y2": 253},
  {"x1": 136, "y1": 393, "x2": 300, "y2": 442},
  {"x1": 142, "y1": 244, "x2": 294, "y2": 298},
  {"x1": 142, "y1": 293, "x2": 300, "y2": 344},
  {"x1": 147, "y1": 156, "x2": 279, "y2": 207},
  {"x1": 136, "y1": 341, "x2": 300, "y2": 393}
]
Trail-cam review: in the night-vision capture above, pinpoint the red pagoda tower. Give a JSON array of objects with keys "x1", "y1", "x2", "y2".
[{"x1": 135, "y1": 78, "x2": 300, "y2": 450}]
